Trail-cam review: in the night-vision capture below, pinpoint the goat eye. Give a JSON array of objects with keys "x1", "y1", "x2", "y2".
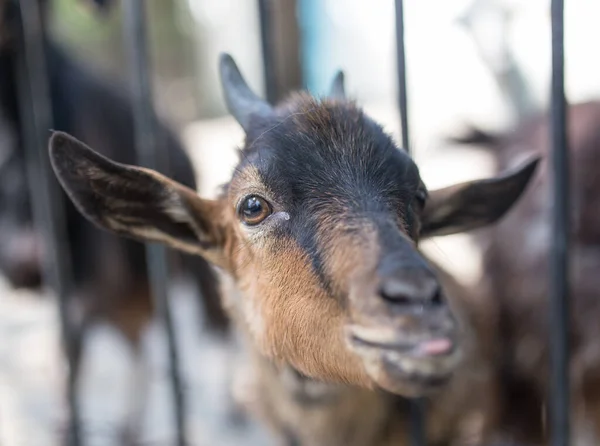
[{"x1": 239, "y1": 195, "x2": 272, "y2": 225}]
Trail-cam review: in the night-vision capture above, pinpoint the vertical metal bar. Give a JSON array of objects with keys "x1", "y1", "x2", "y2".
[
  {"x1": 549, "y1": 0, "x2": 570, "y2": 445},
  {"x1": 121, "y1": 2, "x2": 187, "y2": 445},
  {"x1": 394, "y1": 0, "x2": 425, "y2": 444},
  {"x1": 408, "y1": 399, "x2": 426, "y2": 446},
  {"x1": 14, "y1": 1, "x2": 81, "y2": 445},
  {"x1": 394, "y1": 0, "x2": 411, "y2": 155},
  {"x1": 257, "y1": 0, "x2": 278, "y2": 103}
]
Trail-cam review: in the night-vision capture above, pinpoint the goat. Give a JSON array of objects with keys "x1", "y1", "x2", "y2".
[
  {"x1": 0, "y1": 2, "x2": 228, "y2": 440},
  {"x1": 48, "y1": 53, "x2": 539, "y2": 445},
  {"x1": 450, "y1": 101, "x2": 600, "y2": 445}
]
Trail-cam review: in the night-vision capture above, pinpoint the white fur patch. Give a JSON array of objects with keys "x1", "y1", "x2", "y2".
[{"x1": 243, "y1": 295, "x2": 266, "y2": 343}]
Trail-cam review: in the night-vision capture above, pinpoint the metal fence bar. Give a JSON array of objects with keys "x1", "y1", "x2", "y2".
[
  {"x1": 257, "y1": 0, "x2": 278, "y2": 103},
  {"x1": 121, "y1": 2, "x2": 187, "y2": 445},
  {"x1": 408, "y1": 399, "x2": 426, "y2": 446},
  {"x1": 14, "y1": 1, "x2": 81, "y2": 444},
  {"x1": 393, "y1": 1, "x2": 425, "y2": 444},
  {"x1": 394, "y1": 0, "x2": 411, "y2": 155},
  {"x1": 549, "y1": 0, "x2": 570, "y2": 444}
]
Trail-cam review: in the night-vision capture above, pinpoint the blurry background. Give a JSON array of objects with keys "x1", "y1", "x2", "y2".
[{"x1": 1, "y1": 0, "x2": 599, "y2": 444}]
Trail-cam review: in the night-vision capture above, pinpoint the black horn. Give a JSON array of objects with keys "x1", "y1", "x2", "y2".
[
  {"x1": 219, "y1": 53, "x2": 273, "y2": 132},
  {"x1": 329, "y1": 70, "x2": 346, "y2": 100}
]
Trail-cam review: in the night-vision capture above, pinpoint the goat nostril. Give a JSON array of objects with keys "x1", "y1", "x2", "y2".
[
  {"x1": 378, "y1": 277, "x2": 442, "y2": 307},
  {"x1": 378, "y1": 278, "x2": 416, "y2": 305},
  {"x1": 379, "y1": 287, "x2": 412, "y2": 305}
]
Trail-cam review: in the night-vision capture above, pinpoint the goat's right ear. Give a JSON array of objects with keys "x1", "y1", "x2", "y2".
[
  {"x1": 49, "y1": 131, "x2": 228, "y2": 266},
  {"x1": 420, "y1": 156, "x2": 540, "y2": 237}
]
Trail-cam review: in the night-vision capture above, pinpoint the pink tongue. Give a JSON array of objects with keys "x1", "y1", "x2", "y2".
[{"x1": 420, "y1": 338, "x2": 453, "y2": 356}]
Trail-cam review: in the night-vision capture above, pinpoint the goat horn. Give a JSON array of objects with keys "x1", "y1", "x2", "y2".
[
  {"x1": 219, "y1": 53, "x2": 273, "y2": 132},
  {"x1": 329, "y1": 70, "x2": 346, "y2": 100}
]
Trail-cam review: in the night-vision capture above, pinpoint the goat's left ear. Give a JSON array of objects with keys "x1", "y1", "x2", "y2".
[
  {"x1": 49, "y1": 131, "x2": 228, "y2": 267},
  {"x1": 420, "y1": 157, "x2": 540, "y2": 237}
]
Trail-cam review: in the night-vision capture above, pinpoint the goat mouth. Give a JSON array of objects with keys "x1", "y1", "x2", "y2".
[
  {"x1": 347, "y1": 325, "x2": 457, "y2": 359},
  {"x1": 366, "y1": 347, "x2": 459, "y2": 396},
  {"x1": 346, "y1": 326, "x2": 461, "y2": 396},
  {"x1": 349, "y1": 334, "x2": 456, "y2": 358}
]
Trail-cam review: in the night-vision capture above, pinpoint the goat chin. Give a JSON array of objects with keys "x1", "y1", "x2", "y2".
[
  {"x1": 346, "y1": 333, "x2": 462, "y2": 397},
  {"x1": 362, "y1": 349, "x2": 460, "y2": 398}
]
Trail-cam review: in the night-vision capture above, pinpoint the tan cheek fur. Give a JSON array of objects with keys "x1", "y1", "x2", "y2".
[
  {"x1": 227, "y1": 228, "x2": 373, "y2": 388},
  {"x1": 220, "y1": 167, "x2": 373, "y2": 386}
]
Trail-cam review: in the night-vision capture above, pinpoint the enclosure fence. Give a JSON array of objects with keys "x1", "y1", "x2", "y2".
[
  {"x1": 14, "y1": 0, "x2": 571, "y2": 445},
  {"x1": 15, "y1": 0, "x2": 81, "y2": 443}
]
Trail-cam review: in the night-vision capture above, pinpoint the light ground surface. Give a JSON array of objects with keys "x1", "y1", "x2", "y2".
[
  {"x1": 0, "y1": 108, "x2": 491, "y2": 446},
  {"x1": 0, "y1": 277, "x2": 273, "y2": 446}
]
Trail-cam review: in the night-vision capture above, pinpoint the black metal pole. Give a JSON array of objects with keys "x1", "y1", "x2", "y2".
[
  {"x1": 394, "y1": 1, "x2": 425, "y2": 444},
  {"x1": 394, "y1": 0, "x2": 411, "y2": 155},
  {"x1": 549, "y1": 0, "x2": 570, "y2": 445},
  {"x1": 121, "y1": 2, "x2": 187, "y2": 445},
  {"x1": 408, "y1": 398, "x2": 426, "y2": 446},
  {"x1": 14, "y1": 1, "x2": 80, "y2": 444},
  {"x1": 257, "y1": 0, "x2": 278, "y2": 103}
]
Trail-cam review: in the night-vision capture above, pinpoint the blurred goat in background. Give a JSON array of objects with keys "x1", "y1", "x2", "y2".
[
  {"x1": 451, "y1": 3, "x2": 600, "y2": 443},
  {"x1": 0, "y1": 0, "x2": 228, "y2": 440},
  {"x1": 451, "y1": 101, "x2": 600, "y2": 445}
]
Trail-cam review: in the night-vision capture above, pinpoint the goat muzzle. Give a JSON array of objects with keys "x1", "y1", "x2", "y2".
[{"x1": 345, "y1": 270, "x2": 463, "y2": 396}]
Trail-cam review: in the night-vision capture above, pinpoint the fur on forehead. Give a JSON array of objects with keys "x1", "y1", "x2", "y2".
[
  {"x1": 244, "y1": 92, "x2": 397, "y2": 153},
  {"x1": 227, "y1": 93, "x2": 420, "y2": 198}
]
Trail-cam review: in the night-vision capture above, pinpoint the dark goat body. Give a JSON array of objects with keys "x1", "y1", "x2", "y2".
[
  {"x1": 0, "y1": 39, "x2": 227, "y2": 328},
  {"x1": 0, "y1": 34, "x2": 228, "y2": 425},
  {"x1": 452, "y1": 101, "x2": 600, "y2": 444}
]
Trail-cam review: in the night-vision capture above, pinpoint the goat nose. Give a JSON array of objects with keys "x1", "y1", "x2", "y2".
[{"x1": 378, "y1": 271, "x2": 441, "y2": 305}]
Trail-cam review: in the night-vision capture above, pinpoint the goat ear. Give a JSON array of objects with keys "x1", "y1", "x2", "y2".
[
  {"x1": 49, "y1": 131, "x2": 227, "y2": 266},
  {"x1": 420, "y1": 157, "x2": 540, "y2": 237}
]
